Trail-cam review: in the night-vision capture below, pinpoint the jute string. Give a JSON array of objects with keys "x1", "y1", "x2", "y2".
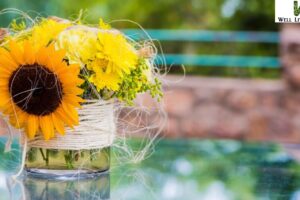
[{"x1": 28, "y1": 99, "x2": 116, "y2": 150}]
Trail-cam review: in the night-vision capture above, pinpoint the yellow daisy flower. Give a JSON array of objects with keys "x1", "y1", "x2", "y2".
[
  {"x1": 56, "y1": 27, "x2": 98, "y2": 64},
  {"x1": 89, "y1": 67, "x2": 121, "y2": 91},
  {"x1": 31, "y1": 19, "x2": 71, "y2": 48},
  {"x1": 86, "y1": 31, "x2": 138, "y2": 91},
  {"x1": 0, "y1": 40, "x2": 84, "y2": 140},
  {"x1": 95, "y1": 31, "x2": 138, "y2": 77},
  {"x1": 56, "y1": 20, "x2": 138, "y2": 92}
]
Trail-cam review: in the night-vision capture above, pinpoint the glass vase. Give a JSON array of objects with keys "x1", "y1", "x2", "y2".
[{"x1": 25, "y1": 147, "x2": 110, "y2": 179}]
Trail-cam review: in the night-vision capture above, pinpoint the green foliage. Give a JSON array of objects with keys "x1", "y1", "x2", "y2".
[
  {"x1": 295, "y1": 1, "x2": 300, "y2": 16},
  {"x1": 9, "y1": 19, "x2": 26, "y2": 32},
  {"x1": 115, "y1": 59, "x2": 163, "y2": 105},
  {"x1": 0, "y1": 1, "x2": 277, "y2": 31},
  {"x1": 0, "y1": 1, "x2": 279, "y2": 78}
]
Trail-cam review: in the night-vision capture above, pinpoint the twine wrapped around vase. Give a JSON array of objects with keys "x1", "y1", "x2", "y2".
[
  {"x1": 28, "y1": 99, "x2": 116, "y2": 150},
  {"x1": 10, "y1": 99, "x2": 116, "y2": 178}
]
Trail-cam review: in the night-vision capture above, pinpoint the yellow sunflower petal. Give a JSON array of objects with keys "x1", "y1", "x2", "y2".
[
  {"x1": 56, "y1": 63, "x2": 80, "y2": 75},
  {"x1": 55, "y1": 106, "x2": 75, "y2": 128},
  {"x1": 44, "y1": 47, "x2": 66, "y2": 71},
  {"x1": 0, "y1": 72, "x2": 10, "y2": 79},
  {"x1": 39, "y1": 116, "x2": 54, "y2": 140},
  {"x1": 36, "y1": 46, "x2": 50, "y2": 66},
  {"x1": 9, "y1": 117, "x2": 18, "y2": 128},
  {"x1": 61, "y1": 102, "x2": 79, "y2": 125},
  {"x1": 0, "y1": 67, "x2": 12, "y2": 76},
  {"x1": 9, "y1": 41, "x2": 24, "y2": 64},
  {"x1": 27, "y1": 115, "x2": 38, "y2": 139},
  {"x1": 23, "y1": 41, "x2": 36, "y2": 65},
  {"x1": 63, "y1": 73, "x2": 85, "y2": 86},
  {"x1": 0, "y1": 92, "x2": 11, "y2": 107},
  {"x1": 63, "y1": 87, "x2": 83, "y2": 95},
  {"x1": 0, "y1": 56, "x2": 18, "y2": 74},
  {"x1": 0, "y1": 48, "x2": 11, "y2": 58},
  {"x1": 52, "y1": 113, "x2": 65, "y2": 135},
  {"x1": 63, "y1": 95, "x2": 84, "y2": 107},
  {"x1": 1, "y1": 102, "x2": 14, "y2": 115}
]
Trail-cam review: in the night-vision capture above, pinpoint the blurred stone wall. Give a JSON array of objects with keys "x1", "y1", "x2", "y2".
[
  {"x1": 160, "y1": 25, "x2": 300, "y2": 143},
  {"x1": 162, "y1": 76, "x2": 300, "y2": 143}
]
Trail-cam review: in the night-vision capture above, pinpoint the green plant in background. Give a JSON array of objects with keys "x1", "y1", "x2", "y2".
[
  {"x1": 0, "y1": 0, "x2": 279, "y2": 79},
  {"x1": 0, "y1": 0, "x2": 276, "y2": 30}
]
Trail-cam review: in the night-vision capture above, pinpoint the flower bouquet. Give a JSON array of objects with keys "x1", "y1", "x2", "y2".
[{"x1": 0, "y1": 15, "x2": 162, "y2": 178}]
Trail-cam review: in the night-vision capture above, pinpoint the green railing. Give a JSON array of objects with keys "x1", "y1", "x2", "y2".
[{"x1": 123, "y1": 29, "x2": 280, "y2": 68}]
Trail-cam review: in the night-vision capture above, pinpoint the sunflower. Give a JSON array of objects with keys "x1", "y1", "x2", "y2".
[{"x1": 0, "y1": 40, "x2": 84, "y2": 140}]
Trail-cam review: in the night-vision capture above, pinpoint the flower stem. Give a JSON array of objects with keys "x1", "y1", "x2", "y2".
[
  {"x1": 64, "y1": 150, "x2": 75, "y2": 169},
  {"x1": 39, "y1": 148, "x2": 49, "y2": 166},
  {"x1": 46, "y1": 149, "x2": 49, "y2": 166}
]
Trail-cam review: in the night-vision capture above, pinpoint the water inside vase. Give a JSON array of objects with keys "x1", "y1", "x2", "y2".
[{"x1": 25, "y1": 147, "x2": 110, "y2": 179}]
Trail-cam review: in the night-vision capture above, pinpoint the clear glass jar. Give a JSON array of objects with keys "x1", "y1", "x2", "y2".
[{"x1": 25, "y1": 147, "x2": 110, "y2": 179}]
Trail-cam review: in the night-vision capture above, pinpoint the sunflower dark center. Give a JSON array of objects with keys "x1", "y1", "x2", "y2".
[{"x1": 8, "y1": 64, "x2": 63, "y2": 116}]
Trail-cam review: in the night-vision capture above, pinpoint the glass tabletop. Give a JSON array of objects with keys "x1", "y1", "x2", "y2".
[{"x1": 1, "y1": 138, "x2": 300, "y2": 200}]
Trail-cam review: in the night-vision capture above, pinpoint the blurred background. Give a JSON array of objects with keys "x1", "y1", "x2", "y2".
[
  {"x1": 3, "y1": 1, "x2": 300, "y2": 200},
  {"x1": 0, "y1": 0, "x2": 278, "y2": 78}
]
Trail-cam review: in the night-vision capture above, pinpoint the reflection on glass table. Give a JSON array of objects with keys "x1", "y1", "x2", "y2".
[
  {"x1": 3, "y1": 173, "x2": 109, "y2": 200},
  {"x1": 1, "y1": 138, "x2": 300, "y2": 200}
]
